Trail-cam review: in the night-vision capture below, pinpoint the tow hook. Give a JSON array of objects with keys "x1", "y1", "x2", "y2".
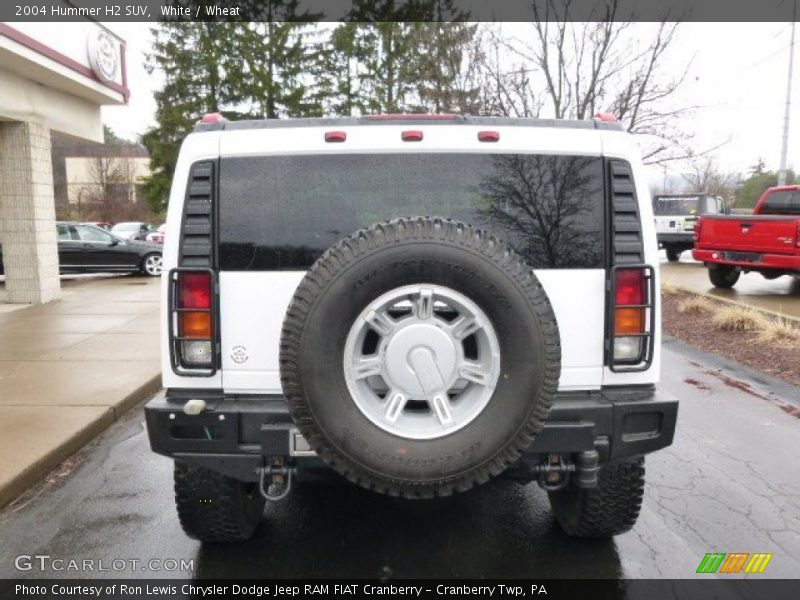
[
  {"x1": 534, "y1": 454, "x2": 576, "y2": 491},
  {"x1": 258, "y1": 458, "x2": 294, "y2": 503}
]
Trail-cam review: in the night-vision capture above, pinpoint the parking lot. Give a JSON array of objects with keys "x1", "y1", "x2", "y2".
[
  {"x1": 0, "y1": 270, "x2": 798, "y2": 579},
  {"x1": 659, "y1": 253, "x2": 800, "y2": 320}
]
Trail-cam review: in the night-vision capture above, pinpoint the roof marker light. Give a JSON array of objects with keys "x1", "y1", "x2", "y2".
[
  {"x1": 199, "y1": 113, "x2": 227, "y2": 124},
  {"x1": 593, "y1": 113, "x2": 618, "y2": 123},
  {"x1": 325, "y1": 131, "x2": 347, "y2": 143},
  {"x1": 401, "y1": 130, "x2": 424, "y2": 142}
]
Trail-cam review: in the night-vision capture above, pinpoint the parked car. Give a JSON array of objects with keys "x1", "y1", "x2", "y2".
[
  {"x1": 0, "y1": 222, "x2": 163, "y2": 277},
  {"x1": 146, "y1": 115, "x2": 678, "y2": 542},
  {"x1": 653, "y1": 193, "x2": 726, "y2": 262},
  {"x1": 80, "y1": 221, "x2": 113, "y2": 231},
  {"x1": 111, "y1": 221, "x2": 155, "y2": 241},
  {"x1": 146, "y1": 223, "x2": 166, "y2": 244},
  {"x1": 145, "y1": 113, "x2": 677, "y2": 543},
  {"x1": 693, "y1": 185, "x2": 800, "y2": 287}
]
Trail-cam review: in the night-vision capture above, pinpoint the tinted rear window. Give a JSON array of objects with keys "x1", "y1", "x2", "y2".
[
  {"x1": 219, "y1": 153, "x2": 606, "y2": 270},
  {"x1": 760, "y1": 190, "x2": 800, "y2": 215}
]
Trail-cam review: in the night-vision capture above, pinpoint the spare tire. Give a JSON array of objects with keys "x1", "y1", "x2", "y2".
[{"x1": 280, "y1": 217, "x2": 560, "y2": 498}]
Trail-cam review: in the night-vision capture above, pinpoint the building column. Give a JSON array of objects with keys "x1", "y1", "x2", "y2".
[{"x1": 0, "y1": 121, "x2": 60, "y2": 303}]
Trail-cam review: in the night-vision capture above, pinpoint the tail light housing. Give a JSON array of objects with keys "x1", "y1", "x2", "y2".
[
  {"x1": 608, "y1": 266, "x2": 655, "y2": 371},
  {"x1": 796, "y1": 222, "x2": 800, "y2": 248},
  {"x1": 693, "y1": 219, "x2": 702, "y2": 242},
  {"x1": 169, "y1": 269, "x2": 217, "y2": 375}
]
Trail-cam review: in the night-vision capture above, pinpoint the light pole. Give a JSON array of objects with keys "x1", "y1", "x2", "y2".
[{"x1": 778, "y1": 2, "x2": 797, "y2": 185}]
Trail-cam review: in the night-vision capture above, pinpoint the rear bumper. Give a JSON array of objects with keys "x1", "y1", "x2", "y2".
[
  {"x1": 145, "y1": 387, "x2": 679, "y2": 483},
  {"x1": 692, "y1": 248, "x2": 800, "y2": 271},
  {"x1": 657, "y1": 232, "x2": 694, "y2": 245}
]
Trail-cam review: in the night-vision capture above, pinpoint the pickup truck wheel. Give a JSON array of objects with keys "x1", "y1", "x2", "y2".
[
  {"x1": 665, "y1": 246, "x2": 680, "y2": 262},
  {"x1": 708, "y1": 265, "x2": 740, "y2": 288},
  {"x1": 173, "y1": 461, "x2": 264, "y2": 543},
  {"x1": 548, "y1": 457, "x2": 645, "y2": 538},
  {"x1": 280, "y1": 217, "x2": 561, "y2": 498}
]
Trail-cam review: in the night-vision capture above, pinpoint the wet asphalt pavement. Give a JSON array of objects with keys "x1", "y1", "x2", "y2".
[
  {"x1": 659, "y1": 252, "x2": 800, "y2": 320},
  {"x1": 0, "y1": 339, "x2": 798, "y2": 580}
]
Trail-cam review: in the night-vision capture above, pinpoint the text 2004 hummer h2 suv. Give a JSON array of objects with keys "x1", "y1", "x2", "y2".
[{"x1": 145, "y1": 114, "x2": 678, "y2": 542}]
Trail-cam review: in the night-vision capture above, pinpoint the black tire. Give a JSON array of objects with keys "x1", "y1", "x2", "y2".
[
  {"x1": 665, "y1": 246, "x2": 680, "y2": 262},
  {"x1": 140, "y1": 253, "x2": 163, "y2": 277},
  {"x1": 708, "y1": 265, "x2": 740, "y2": 288},
  {"x1": 280, "y1": 217, "x2": 561, "y2": 498},
  {"x1": 173, "y1": 461, "x2": 264, "y2": 543},
  {"x1": 549, "y1": 458, "x2": 645, "y2": 538}
]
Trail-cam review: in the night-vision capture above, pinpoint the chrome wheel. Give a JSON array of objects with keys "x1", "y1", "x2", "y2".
[
  {"x1": 143, "y1": 254, "x2": 163, "y2": 276},
  {"x1": 343, "y1": 284, "x2": 501, "y2": 440}
]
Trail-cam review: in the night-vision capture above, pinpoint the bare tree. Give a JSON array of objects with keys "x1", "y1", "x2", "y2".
[
  {"x1": 471, "y1": 24, "x2": 542, "y2": 117},
  {"x1": 682, "y1": 156, "x2": 741, "y2": 205},
  {"x1": 485, "y1": 1, "x2": 703, "y2": 164}
]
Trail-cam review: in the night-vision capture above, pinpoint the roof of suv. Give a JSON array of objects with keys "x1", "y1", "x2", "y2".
[{"x1": 195, "y1": 115, "x2": 624, "y2": 134}]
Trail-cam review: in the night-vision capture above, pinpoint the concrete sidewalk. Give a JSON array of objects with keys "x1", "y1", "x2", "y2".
[{"x1": 0, "y1": 275, "x2": 161, "y2": 506}]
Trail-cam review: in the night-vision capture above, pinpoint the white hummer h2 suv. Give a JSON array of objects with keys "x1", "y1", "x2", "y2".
[{"x1": 145, "y1": 114, "x2": 678, "y2": 542}]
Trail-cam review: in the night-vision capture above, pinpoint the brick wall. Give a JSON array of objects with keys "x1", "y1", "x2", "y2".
[{"x1": 0, "y1": 121, "x2": 61, "y2": 303}]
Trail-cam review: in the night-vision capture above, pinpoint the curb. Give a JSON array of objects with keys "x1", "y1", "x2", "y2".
[
  {"x1": 0, "y1": 372, "x2": 162, "y2": 509},
  {"x1": 663, "y1": 284, "x2": 800, "y2": 324}
]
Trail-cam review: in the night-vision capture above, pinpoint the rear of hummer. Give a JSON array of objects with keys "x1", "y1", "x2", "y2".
[{"x1": 145, "y1": 114, "x2": 678, "y2": 542}]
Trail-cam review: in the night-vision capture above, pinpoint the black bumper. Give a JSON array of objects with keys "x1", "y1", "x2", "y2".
[
  {"x1": 145, "y1": 387, "x2": 678, "y2": 483},
  {"x1": 657, "y1": 232, "x2": 694, "y2": 245}
]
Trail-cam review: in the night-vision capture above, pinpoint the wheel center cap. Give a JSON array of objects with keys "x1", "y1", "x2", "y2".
[{"x1": 383, "y1": 323, "x2": 458, "y2": 397}]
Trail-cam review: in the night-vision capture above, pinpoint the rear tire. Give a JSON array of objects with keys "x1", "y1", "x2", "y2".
[
  {"x1": 141, "y1": 253, "x2": 163, "y2": 277},
  {"x1": 280, "y1": 217, "x2": 561, "y2": 498},
  {"x1": 665, "y1": 246, "x2": 681, "y2": 262},
  {"x1": 549, "y1": 458, "x2": 645, "y2": 538},
  {"x1": 173, "y1": 461, "x2": 264, "y2": 543},
  {"x1": 708, "y1": 265, "x2": 740, "y2": 288}
]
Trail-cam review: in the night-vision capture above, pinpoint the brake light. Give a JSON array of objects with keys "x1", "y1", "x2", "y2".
[
  {"x1": 614, "y1": 269, "x2": 645, "y2": 336},
  {"x1": 401, "y1": 130, "x2": 423, "y2": 142},
  {"x1": 610, "y1": 267, "x2": 653, "y2": 369},
  {"x1": 478, "y1": 131, "x2": 500, "y2": 142},
  {"x1": 171, "y1": 270, "x2": 215, "y2": 371},
  {"x1": 179, "y1": 272, "x2": 211, "y2": 309},
  {"x1": 693, "y1": 219, "x2": 702, "y2": 242},
  {"x1": 796, "y1": 222, "x2": 800, "y2": 248}
]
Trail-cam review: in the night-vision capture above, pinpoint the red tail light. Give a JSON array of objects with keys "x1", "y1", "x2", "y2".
[
  {"x1": 796, "y1": 222, "x2": 800, "y2": 248},
  {"x1": 179, "y1": 272, "x2": 211, "y2": 309},
  {"x1": 693, "y1": 219, "x2": 702, "y2": 242},
  {"x1": 610, "y1": 267, "x2": 653, "y2": 370},
  {"x1": 614, "y1": 269, "x2": 645, "y2": 336},
  {"x1": 170, "y1": 270, "x2": 216, "y2": 372}
]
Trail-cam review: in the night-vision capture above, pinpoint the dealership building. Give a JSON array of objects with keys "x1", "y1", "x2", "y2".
[{"x1": 0, "y1": 20, "x2": 128, "y2": 303}]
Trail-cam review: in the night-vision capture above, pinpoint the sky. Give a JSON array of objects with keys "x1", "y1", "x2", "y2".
[{"x1": 102, "y1": 22, "x2": 800, "y2": 185}]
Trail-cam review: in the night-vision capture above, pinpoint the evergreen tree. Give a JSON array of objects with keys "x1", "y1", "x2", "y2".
[{"x1": 141, "y1": 22, "x2": 249, "y2": 211}]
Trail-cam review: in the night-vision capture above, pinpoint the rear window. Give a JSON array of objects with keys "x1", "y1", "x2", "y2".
[
  {"x1": 653, "y1": 196, "x2": 703, "y2": 216},
  {"x1": 760, "y1": 190, "x2": 800, "y2": 215},
  {"x1": 218, "y1": 153, "x2": 606, "y2": 270}
]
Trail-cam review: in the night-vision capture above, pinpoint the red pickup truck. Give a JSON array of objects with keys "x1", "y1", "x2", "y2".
[{"x1": 692, "y1": 185, "x2": 800, "y2": 288}]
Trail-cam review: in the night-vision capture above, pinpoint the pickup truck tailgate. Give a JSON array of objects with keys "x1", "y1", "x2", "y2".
[{"x1": 698, "y1": 216, "x2": 798, "y2": 254}]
